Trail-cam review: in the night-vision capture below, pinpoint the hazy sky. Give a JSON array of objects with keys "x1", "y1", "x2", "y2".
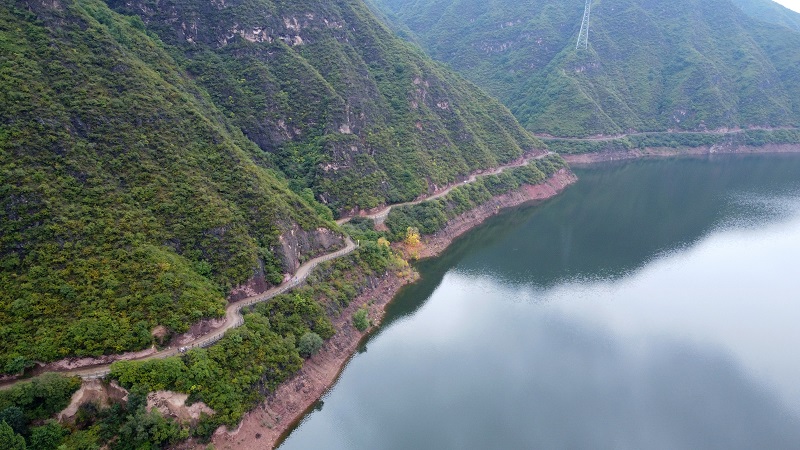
[{"x1": 774, "y1": 0, "x2": 800, "y2": 13}]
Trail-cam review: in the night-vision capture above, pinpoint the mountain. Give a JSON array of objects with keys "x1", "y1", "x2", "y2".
[
  {"x1": 0, "y1": 0, "x2": 538, "y2": 370},
  {"x1": 0, "y1": 0, "x2": 342, "y2": 370},
  {"x1": 107, "y1": 0, "x2": 540, "y2": 212},
  {"x1": 731, "y1": 0, "x2": 800, "y2": 32},
  {"x1": 373, "y1": 0, "x2": 800, "y2": 137}
]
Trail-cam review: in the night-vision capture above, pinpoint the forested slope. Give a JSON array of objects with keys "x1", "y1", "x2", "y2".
[
  {"x1": 0, "y1": 0, "x2": 339, "y2": 371},
  {"x1": 374, "y1": 0, "x2": 800, "y2": 137},
  {"x1": 108, "y1": 0, "x2": 541, "y2": 212},
  {"x1": 731, "y1": 0, "x2": 800, "y2": 32},
  {"x1": 1, "y1": 0, "x2": 541, "y2": 371}
]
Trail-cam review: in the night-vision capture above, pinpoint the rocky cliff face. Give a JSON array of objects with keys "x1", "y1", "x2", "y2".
[
  {"x1": 227, "y1": 226, "x2": 344, "y2": 301},
  {"x1": 277, "y1": 226, "x2": 344, "y2": 272}
]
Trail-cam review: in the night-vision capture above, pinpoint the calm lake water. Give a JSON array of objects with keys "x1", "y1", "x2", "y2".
[{"x1": 280, "y1": 155, "x2": 800, "y2": 449}]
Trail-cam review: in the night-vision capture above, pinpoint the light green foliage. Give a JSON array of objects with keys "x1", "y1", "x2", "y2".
[
  {"x1": 29, "y1": 421, "x2": 68, "y2": 450},
  {"x1": 298, "y1": 332, "x2": 324, "y2": 358},
  {"x1": 0, "y1": 373, "x2": 82, "y2": 423},
  {"x1": 109, "y1": 239, "x2": 404, "y2": 439},
  {"x1": 112, "y1": 313, "x2": 304, "y2": 431},
  {"x1": 375, "y1": 0, "x2": 800, "y2": 137},
  {"x1": 114, "y1": 406, "x2": 185, "y2": 449},
  {"x1": 353, "y1": 307, "x2": 370, "y2": 332}
]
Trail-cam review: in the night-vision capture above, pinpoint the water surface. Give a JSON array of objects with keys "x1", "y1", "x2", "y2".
[{"x1": 280, "y1": 155, "x2": 800, "y2": 449}]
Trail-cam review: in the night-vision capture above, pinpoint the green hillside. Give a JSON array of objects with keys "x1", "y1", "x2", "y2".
[
  {"x1": 107, "y1": 0, "x2": 541, "y2": 212},
  {"x1": 374, "y1": 0, "x2": 800, "y2": 137},
  {"x1": 731, "y1": 0, "x2": 800, "y2": 32},
  {"x1": 0, "y1": 0, "x2": 344, "y2": 371},
  {"x1": 1, "y1": 0, "x2": 541, "y2": 371}
]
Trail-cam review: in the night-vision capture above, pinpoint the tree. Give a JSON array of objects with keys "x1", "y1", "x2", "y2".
[
  {"x1": 116, "y1": 409, "x2": 183, "y2": 450},
  {"x1": 0, "y1": 407, "x2": 26, "y2": 436},
  {"x1": 29, "y1": 421, "x2": 68, "y2": 450},
  {"x1": 0, "y1": 420, "x2": 26, "y2": 450},
  {"x1": 404, "y1": 227, "x2": 421, "y2": 247},
  {"x1": 298, "y1": 332, "x2": 324, "y2": 358},
  {"x1": 352, "y1": 307, "x2": 370, "y2": 332},
  {"x1": 4, "y1": 356, "x2": 28, "y2": 376}
]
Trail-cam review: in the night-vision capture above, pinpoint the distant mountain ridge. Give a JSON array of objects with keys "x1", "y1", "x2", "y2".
[
  {"x1": 374, "y1": 0, "x2": 800, "y2": 137},
  {"x1": 731, "y1": 0, "x2": 800, "y2": 32}
]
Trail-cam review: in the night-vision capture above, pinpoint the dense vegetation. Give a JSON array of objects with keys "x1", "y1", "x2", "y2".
[
  {"x1": 109, "y1": 239, "x2": 405, "y2": 440},
  {"x1": 1, "y1": 0, "x2": 545, "y2": 369},
  {"x1": 731, "y1": 0, "x2": 800, "y2": 32},
  {"x1": 0, "y1": 0, "x2": 347, "y2": 370},
  {"x1": 0, "y1": 373, "x2": 81, "y2": 449},
  {"x1": 373, "y1": 0, "x2": 800, "y2": 137},
  {"x1": 385, "y1": 154, "x2": 567, "y2": 238},
  {"x1": 0, "y1": 375, "x2": 193, "y2": 450},
  {"x1": 0, "y1": 238, "x2": 404, "y2": 448},
  {"x1": 108, "y1": 0, "x2": 542, "y2": 212}
]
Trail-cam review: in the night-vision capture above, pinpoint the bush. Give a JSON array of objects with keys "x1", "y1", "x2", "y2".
[
  {"x1": 298, "y1": 332, "x2": 324, "y2": 358},
  {"x1": 29, "y1": 421, "x2": 68, "y2": 450},
  {"x1": 0, "y1": 421, "x2": 26, "y2": 450},
  {"x1": 0, "y1": 373, "x2": 82, "y2": 422},
  {"x1": 353, "y1": 307, "x2": 370, "y2": 332}
]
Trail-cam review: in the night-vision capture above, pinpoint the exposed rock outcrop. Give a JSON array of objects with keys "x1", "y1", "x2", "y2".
[
  {"x1": 59, "y1": 380, "x2": 129, "y2": 422},
  {"x1": 227, "y1": 227, "x2": 345, "y2": 302},
  {"x1": 275, "y1": 226, "x2": 344, "y2": 274},
  {"x1": 147, "y1": 391, "x2": 215, "y2": 425}
]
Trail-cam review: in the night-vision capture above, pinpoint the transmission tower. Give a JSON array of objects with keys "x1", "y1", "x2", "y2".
[{"x1": 576, "y1": 0, "x2": 592, "y2": 50}]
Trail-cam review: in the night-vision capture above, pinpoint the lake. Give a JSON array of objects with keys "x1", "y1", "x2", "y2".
[{"x1": 279, "y1": 155, "x2": 800, "y2": 449}]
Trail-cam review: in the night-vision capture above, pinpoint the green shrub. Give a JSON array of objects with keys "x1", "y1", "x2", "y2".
[
  {"x1": 353, "y1": 307, "x2": 370, "y2": 332},
  {"x1": 298, "y1": 332, "x2": 324, "y2": 358},
  {"x1": 0, "y1": 421, "x2": 26, "y2": 450}
]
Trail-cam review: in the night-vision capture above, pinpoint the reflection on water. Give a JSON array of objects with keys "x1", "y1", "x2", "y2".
[{"x1": 280, "y1": 155, "x2": 800, "y2": 449}]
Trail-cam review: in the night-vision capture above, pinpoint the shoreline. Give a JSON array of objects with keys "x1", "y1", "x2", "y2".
[
  {"x1": 561, "y1": 143, "x2": 800, "y2": 165},
  {"x1": 206, "y1": 169, "x2": 578, "y2": 450}
]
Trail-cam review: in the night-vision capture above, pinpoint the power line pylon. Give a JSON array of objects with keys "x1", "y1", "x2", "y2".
[{"x1": 576, "y1": 0, "x2": 592, "y2": 50}]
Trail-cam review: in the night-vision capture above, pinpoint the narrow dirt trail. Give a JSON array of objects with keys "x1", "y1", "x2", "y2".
[{"x1": 337, "y1": 151, "x2": 554, "y2": 225}]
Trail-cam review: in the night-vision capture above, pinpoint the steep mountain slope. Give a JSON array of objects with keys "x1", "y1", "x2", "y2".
[
  {"x1": 374, "y1": 0, "x2": 800, "y2": 137},
  {"x1": 731, "y1": 0, "x2": 800, "y2": 32},
  {"x1": 0, "y1": 0, "x2": 340, "y2": 370},
  {"x1": 1, "y1": 0, "x2": 541, "y2": 371},
  {"x1": 108, "y1": 0, "x2": 541, "y2": 212}
]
